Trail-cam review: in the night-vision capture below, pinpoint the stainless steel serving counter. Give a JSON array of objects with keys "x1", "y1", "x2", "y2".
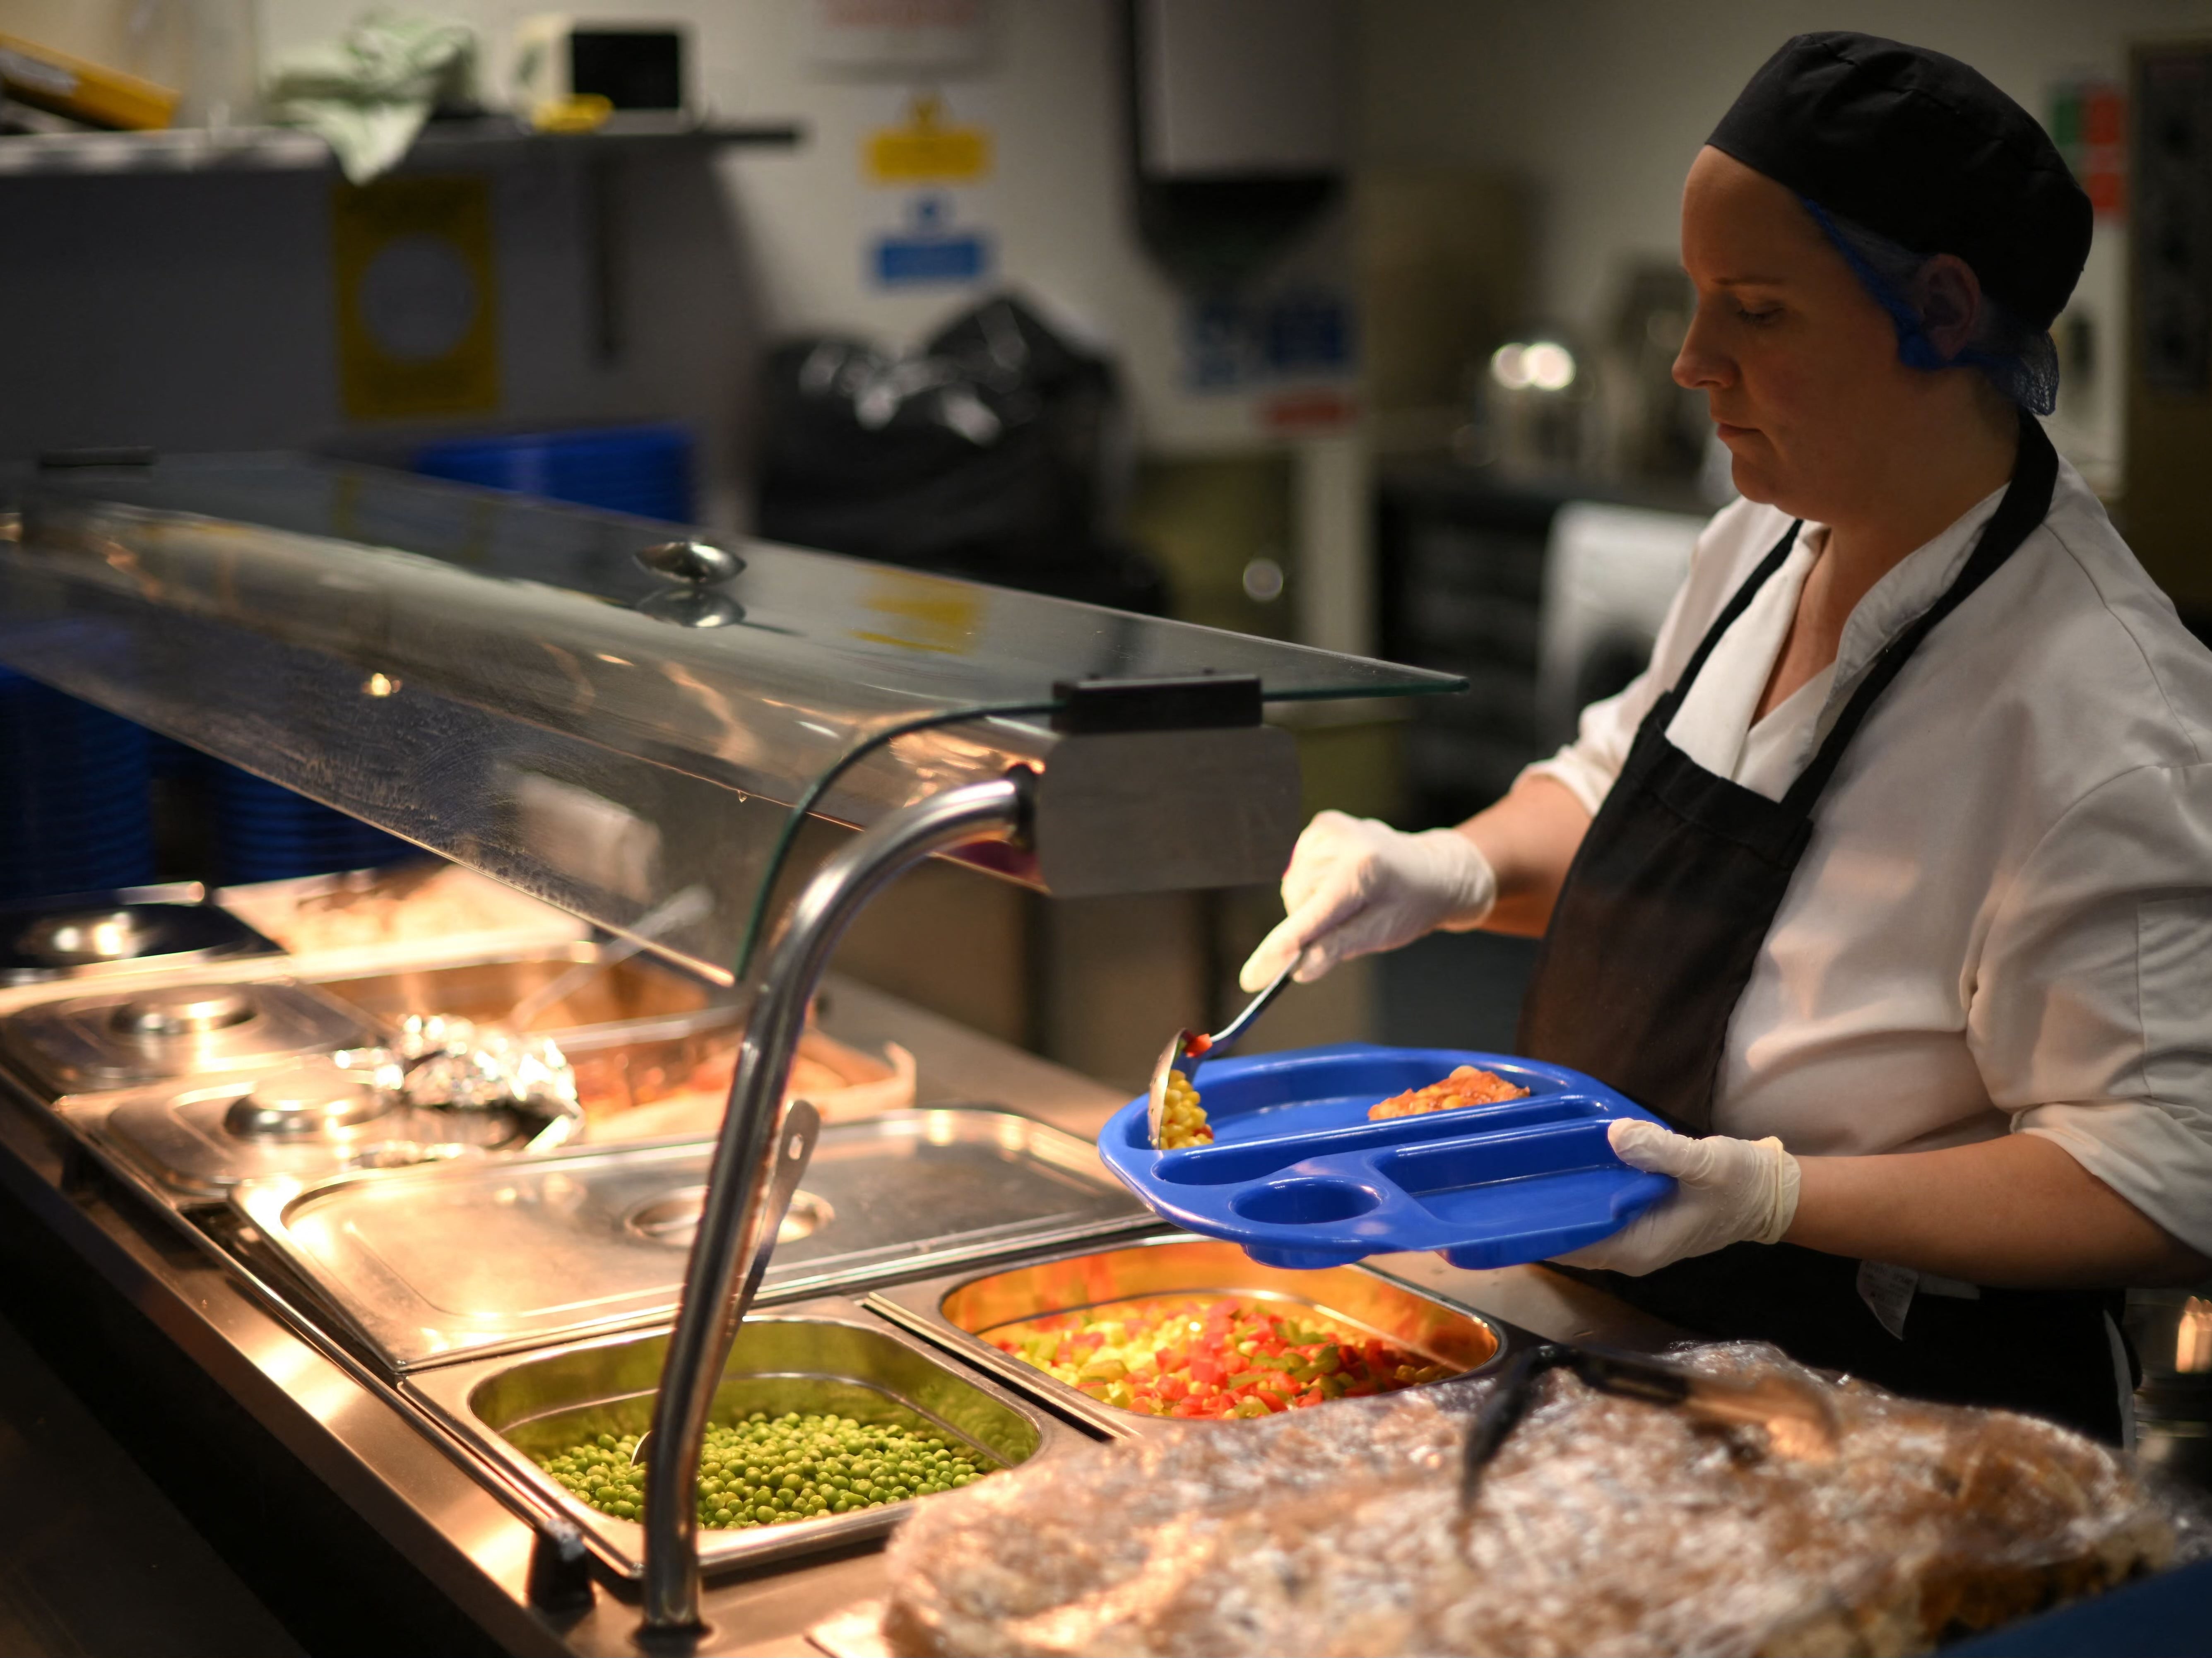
[{"x1": 0, "y1": 970, "x2": 1678, "y2": 1657}]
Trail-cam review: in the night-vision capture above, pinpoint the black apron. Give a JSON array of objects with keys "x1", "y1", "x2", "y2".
[{"x1": 1517, "y1": 414, "x2": 2130, "y2": 1444}]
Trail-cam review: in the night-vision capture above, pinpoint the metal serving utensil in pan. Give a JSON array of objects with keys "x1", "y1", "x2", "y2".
[
  {"x1": 1458, "y1": 1343, "x2": 1839, "y2": 1511},
  {"x1": 1145, "y1": 947, "x2": 1307, "y2": 1148},
  {"x1": 631, "y1": 1098, "x2": 821, "y2": 1468},
  {"x1": 507, "y1": 883, "x2": 713, "y2": 1031}
]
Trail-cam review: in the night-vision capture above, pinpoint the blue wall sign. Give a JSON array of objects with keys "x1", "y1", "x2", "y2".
[{"x1": 869, "y1": 193, "x2": 992, "y2": 288}]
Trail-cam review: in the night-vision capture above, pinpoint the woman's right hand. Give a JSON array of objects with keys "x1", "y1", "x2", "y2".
[{"x1": 1237, "y1": 811, "x2": 1498, "y2": 991}]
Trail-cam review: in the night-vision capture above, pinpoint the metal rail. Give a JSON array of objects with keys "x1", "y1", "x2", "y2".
[{"x1": 640, "y1": 775, "x2": 1031, "y2": 1635}]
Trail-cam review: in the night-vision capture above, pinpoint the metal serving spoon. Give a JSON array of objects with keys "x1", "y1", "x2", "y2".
[
  {"x1": 631, "y1": 1098, "x2": 821, "y2": 1468},
  {"x1": 506, "y1": 884, "x2": 712, "y2": 1031},
  {"x1": 1146, "y1": 947, "x2": 1307, "y2": 1148}
]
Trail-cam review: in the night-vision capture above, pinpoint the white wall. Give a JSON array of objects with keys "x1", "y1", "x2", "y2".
[
  {"x1": 0, "y1": 1, "x2": 1355, "y2": 532},
  {"x1": 701, "y1": 0, "x2": 1314, "y2": 454},
  {"x1": 1356, "y1": 0, "x2": 2212, "y2": 489}
]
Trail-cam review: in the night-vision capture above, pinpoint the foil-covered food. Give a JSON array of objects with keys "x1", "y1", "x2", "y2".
[
  {"x1": 883, "y1": 1343, "x2": 2177, "y2": 1657},
  {"x1": 393, "y1": 1014, "x2": 580, "y2": 1115},
  {"x1": 373, "y1": 1015, "x2": 583, "y2": 1152}
]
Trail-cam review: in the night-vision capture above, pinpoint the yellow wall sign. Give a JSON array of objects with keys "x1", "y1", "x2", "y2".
[
  {"x1": 332, "y1": 175, "x2": 500, "y2": 421},
  {"x1": 864, "y1": 93, "x2": 991, "y2": 185}
]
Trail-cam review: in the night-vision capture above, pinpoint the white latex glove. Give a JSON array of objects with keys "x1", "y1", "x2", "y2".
[
  {"x1": 1238, "y1": 810, "x2": 1497, "y2": 992},
  {"x1": 1552, "y1": 1119, "x2": 1801, "y2": 1276}
]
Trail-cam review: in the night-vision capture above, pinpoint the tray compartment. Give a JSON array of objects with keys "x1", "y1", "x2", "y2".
[
  {"x1": 1110, "y1": 1046, "x2": 1571, "y2": 1155},
  {"x1": 1229, "y1": 1177, "x2": 1381, "y2": 1224},
  {"x1": 1150, "y1": 1093, "x2": 1605, "y2": 1185},
  {"x1": 1379, "y1": 1118, "x2": 1622, "y2": 1210},
  {"x1": 404, "y1": 1299, "x2": 1090, "y2": 1578},
  {"x1": 868, "y1": 1232, "x2": 1513, "y2": 1439}
]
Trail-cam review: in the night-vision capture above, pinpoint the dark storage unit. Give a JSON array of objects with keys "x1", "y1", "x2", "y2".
[{"x1": 1375, "y1": 462, "x2": 1709, "y2": 828}]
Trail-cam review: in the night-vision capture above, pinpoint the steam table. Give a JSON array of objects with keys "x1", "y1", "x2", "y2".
[{"x1": 0, "y1": 973, "x2": 1681, "y2": 1656}]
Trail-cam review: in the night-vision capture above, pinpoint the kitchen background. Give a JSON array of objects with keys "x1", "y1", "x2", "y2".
[{"x1": 1, "y1": 0, "x2": 2206, "y2": 1090}]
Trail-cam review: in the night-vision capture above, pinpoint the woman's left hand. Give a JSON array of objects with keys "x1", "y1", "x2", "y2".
[{"x1": 1551, "y1": 1119, "x2": 1801, "y2": 1276}]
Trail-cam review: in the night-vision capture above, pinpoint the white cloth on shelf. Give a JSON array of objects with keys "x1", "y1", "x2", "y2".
[{"x1": 263, "y1": 10, "x2": 474, "y2": 185}]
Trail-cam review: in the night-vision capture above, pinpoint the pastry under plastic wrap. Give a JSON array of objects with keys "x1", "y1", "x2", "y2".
[{"x1": 882, "y1": 1343, "x2": 2173, "y2": 1658}]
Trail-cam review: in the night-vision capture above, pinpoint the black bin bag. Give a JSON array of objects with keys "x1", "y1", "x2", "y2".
[{"x1": 755, "y1": 294, "x2": 1165, "y2": 614}]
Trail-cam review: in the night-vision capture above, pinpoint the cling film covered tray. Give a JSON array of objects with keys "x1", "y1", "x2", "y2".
[
  {"x1": 1098, "y1": 1044, "x2": 1673, "y2": 1271},
  {"x1": 879, "y1": 1342, "x2": 2186, "y2": 1657}
]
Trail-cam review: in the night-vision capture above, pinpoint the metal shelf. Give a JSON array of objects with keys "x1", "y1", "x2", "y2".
[{"x1": 0, "y1": 116, "x2": 803, "y2": 177}]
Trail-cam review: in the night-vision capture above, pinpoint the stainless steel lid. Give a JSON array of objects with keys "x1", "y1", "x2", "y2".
[
  {"x1": 112, "y1": 986, "x2": 259, "y2": 1036},
  {"x1": 223, "y1": 1058, "x2": 392, "y2": 1136},
  {"x1": 0, "y1": 898, "x2": 282, "y2": 984},
  {"x1": 72, "y1": 1063, "x2": 555, "y2": 1203},
  {"x1": 0, "y1": 978, "x2": 380, "y2": 1097},
  {"x1": 233, "y1": 1107, "x2": 1153, "y2": 1371}
]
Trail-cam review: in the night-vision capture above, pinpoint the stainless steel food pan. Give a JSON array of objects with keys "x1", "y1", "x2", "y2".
[
  {"x1": 61, "y1": 1073, "x2": 558, "y2": 1208},
  {"x1": 231, "y1": 1108, "x2": 1152, "y2": 1372},
  {"x1": 214, "y1": 864, "x2": 589, "y2": 970},
  {"x1": 868, "y1": 1232, "x2": 1514, "y2": 1439},
  {"x1": 0, "y1": 888, "x2": 281, "y2": 986},
  {"x1": 307, "y1": 945, "x2": 737, "y2": 1046},
  {"x1": 404, "y1": 1299, "x2": 1092, "y2": 1579},
  {"x1": 0, "y1": 977, "x2": 382, "y2": 1099}
]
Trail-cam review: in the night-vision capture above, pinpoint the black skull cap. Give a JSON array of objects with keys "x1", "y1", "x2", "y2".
[{"x1": 1707, "y1": 32, "x2": 2092, "y2": 329}]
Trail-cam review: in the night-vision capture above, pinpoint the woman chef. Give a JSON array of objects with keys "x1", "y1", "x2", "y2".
[{"x1": 1241, "y1": 33, "x2": 2212, "y2": 1443}]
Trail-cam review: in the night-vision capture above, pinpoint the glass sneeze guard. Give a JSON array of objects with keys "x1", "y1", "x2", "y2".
[{"x1": 0, "y1": 455, "x2": 1464, "y2": 982}]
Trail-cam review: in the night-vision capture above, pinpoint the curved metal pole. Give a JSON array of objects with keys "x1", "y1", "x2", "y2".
[{"x1": 640, "y1": 774, "x2": 1030, "y2": 1634}]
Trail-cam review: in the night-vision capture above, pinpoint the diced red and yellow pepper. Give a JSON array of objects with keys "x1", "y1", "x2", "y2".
[{"x1": 985, "y1": 1294, "x2": 1454, "y2": 1421}]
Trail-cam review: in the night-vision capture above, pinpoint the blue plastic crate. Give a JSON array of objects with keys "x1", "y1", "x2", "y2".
[
  {"x1": 208, "y1": 763, "x2": 413, "y2": 885},
  {"x1": 0, "y1": 667, "x2": 153, "y2": 901}
]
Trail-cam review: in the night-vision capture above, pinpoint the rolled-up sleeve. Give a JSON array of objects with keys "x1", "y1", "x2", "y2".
[{"x1": 1977, "y1": 762, "x2": 2212, "y2": 1256}]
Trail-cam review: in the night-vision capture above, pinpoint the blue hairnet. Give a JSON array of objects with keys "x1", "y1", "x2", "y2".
[{"x1": 1801, "y1": 197, "x2": 2061, "y2": 416}]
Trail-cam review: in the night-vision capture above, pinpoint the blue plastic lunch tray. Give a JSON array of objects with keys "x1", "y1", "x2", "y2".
[{"x1": 1098, "y1": 1043, "x2": 1676, "y2": 1272}]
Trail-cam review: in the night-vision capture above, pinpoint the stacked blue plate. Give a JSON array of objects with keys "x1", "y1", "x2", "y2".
[
  {"x1": 208, "y1": 763, "x2": 413, "y2": 885},
  {"x1": 414, "y1": 423, "x2": 695, "y2": 522},
  {"x1": 0, "y1": 668, "x2": 154, "y2": 902}
]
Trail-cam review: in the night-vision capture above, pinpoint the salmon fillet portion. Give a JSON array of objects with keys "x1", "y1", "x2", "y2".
[{"x1": 1367, "y1": 1064, "x2": 1530, "y2": 1120}]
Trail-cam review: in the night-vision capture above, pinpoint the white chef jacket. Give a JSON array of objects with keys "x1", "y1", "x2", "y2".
[{"x1": 1525, "y1": 453, "x2": 2212, "y2": 1258}]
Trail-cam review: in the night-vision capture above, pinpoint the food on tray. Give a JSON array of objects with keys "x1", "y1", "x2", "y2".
[
  {"x1": 231, "y1": 862, "x2": 568, "y2": 955},
  {"x1": 986, "y1": 1294, "x2": 1453, "y2": 1419},
  {"x1": 1368, "y1": 1063, "x2": 1530, "y2": 1120},
  {"x1": 570, "y1": 1031, "x2": 914, "y2": 1138},
  {"x1": 882, "y1": 1342, "x2": 2175, "y2": 1658},
  {"x1": 536, "y1": 1409, "x2": 992, "y2": 1530},
  {"x1": 1154, "y1": 1070, "x2": 1212, "y2": 1149}
]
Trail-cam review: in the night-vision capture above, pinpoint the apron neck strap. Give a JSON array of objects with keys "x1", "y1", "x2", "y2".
[
  {"x1": 1662, "y1": 520, "x2": 1804, "y2": 710},
  {"x1": 1780, "y1": 411, "x2": 2060, "y2": 817}
]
